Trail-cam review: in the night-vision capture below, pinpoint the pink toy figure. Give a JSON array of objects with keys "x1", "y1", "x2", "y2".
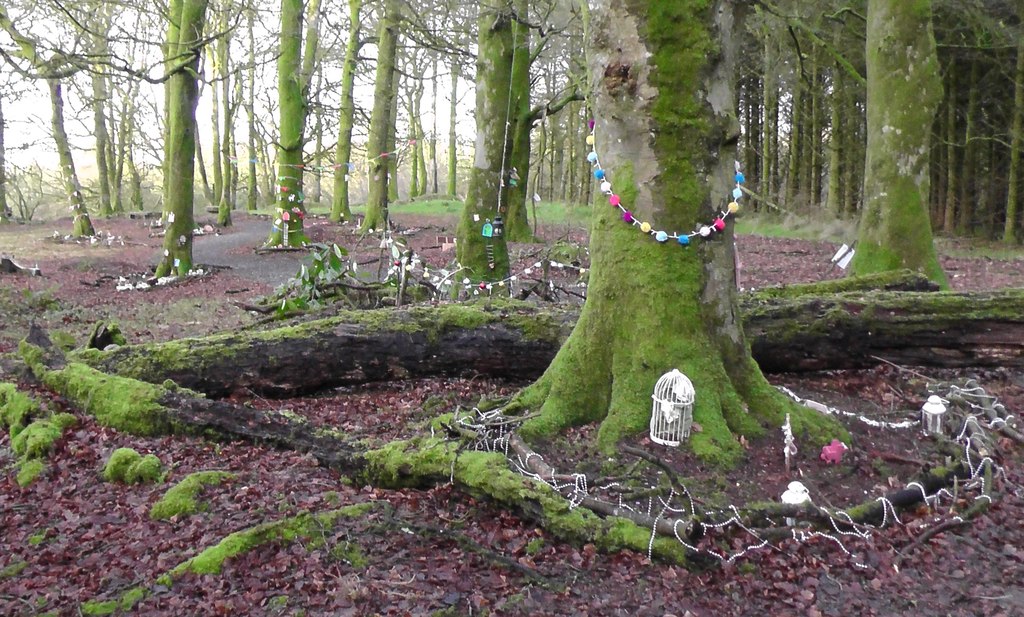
[{"x1": 820, "y1": 439, "x2": 848, "y2": 464}]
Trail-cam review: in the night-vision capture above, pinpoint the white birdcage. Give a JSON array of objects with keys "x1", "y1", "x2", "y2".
[
  {"x1": 650, "y1": 369, "x2": 695, "y2": 446},
  {"x1": 921, "y1": 395, "x2": 947, "y2": 435}
]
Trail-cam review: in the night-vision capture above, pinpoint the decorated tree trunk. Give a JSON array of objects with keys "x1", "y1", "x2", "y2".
[
  {"x1": 516, "y1": 0, "x2": 838, "y2": 464},
  {"x1": 49, "y1": 80, "x2": 95, "y2": 237},
  {"x1": 360, "y1": 0, "x2": 400, "y2": 233},
  {"x1": 155, "y1": 0, "x2": 209, "y2": 277},
  {"x1": 455, "y1": 1, "x2": 524, "y2": 284},
  {"x1": 267, "y1": 0, "x2": 321, "y2": 247},
  {"x1": 849, "y1": 0, "x2": 947, "y2": 286},
  {"x1": 329, "y1": 0, "x2": 362, "y2": 223}
]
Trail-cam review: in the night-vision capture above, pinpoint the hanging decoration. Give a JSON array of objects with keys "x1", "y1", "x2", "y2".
[
  {"x1": 782, "y1": 413, "x2": 797, "y2": 473},
  {"x1": 586, "y1": 121, "x2": 744, "y2": 246}
]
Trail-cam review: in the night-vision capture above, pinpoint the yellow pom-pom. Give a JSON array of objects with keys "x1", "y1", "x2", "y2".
[
  {"x1": 586, "y1": 134, "x2": 596, "y2": 146},
  {"x1": 640, "y1": 222, "x2": 652, "y2": 233},
  {"x1": 728, "y1": 201, "x2": 740, "y2": 214}
]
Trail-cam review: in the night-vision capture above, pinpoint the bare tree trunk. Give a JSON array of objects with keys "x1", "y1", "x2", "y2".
[
  {"x1": 361, "y1": 0, "x2": 400, "y2": 232},
  {"x1": 447, "y1": 59, "x2": 459, "y2": 197},
  {"x1": 49, "y1": 80, "x2": 95, "y2": 236},
  {"x1": 329, "y1": 0, "x2": 362, "y2": 223},
  {"x1": 1006, "y1": 27, "x2": 1024, "y2": 244}
]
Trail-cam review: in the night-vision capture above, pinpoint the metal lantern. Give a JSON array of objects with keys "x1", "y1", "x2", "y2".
[
  {"x1": 650, "y1": 369, "x2": 695, "y2": 446},
  {"x1": 921, "y1": 395, "x2": 947, "y2": 435},
  {"x1": 493, "y1": 215, "x2": 504, "y2": 237}
]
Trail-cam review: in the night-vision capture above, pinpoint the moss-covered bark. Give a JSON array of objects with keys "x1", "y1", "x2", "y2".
[
  {"x1": 266, "y1": 0, "x2": 321, "y2": 247},
  {"x1": 455, "y1": 1, "x2": 524, "y2": 283},
  {"x1": 1005, "y1": 32, "x2": 1024, "y2": 244},
  {"x1": 329, "y1": 0, "x2": 363, "y2": 223},
  {"x1": 360, "y1": 0, "x2": 400, "y2": 233},
  {"x1": 849, "y1": 0, "x2": 947, "y2": 287},
  {"x1": 155, "y1": 0, "x2": 209, "y2": 277},
  {"x1": 517, "y1": 0, "x2": 840, "y2": 465}
]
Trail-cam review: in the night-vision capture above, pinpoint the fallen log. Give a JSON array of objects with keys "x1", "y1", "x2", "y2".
[
  {"x1": 1, "y1": 255, "x2": 41, "y2": 276},
  {"x1": 71, "y1": 287, "x2": 1024, "y2": 397}
]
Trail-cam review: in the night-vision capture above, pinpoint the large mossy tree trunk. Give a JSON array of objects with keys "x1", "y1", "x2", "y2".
[
  {"x1": 266, "y1": 0, "x2": 321, "y2": 247},
  {"x1": 516, "y1": 0, "x2": 837, "y2": 465},
  {"x1": 329, "y1": 0, "x2": 363, "y2": 223},
  {"x1": 155, "y1": 0, "x2": 209, "y2": 277},
  {"x1": 1005, "y1": 28, "x2": 1024, "y2": 244},
  {"x1": 849, "y1": 0, "x2": 947, "y2": 287},
  {"x1": 360, "y1": 0, "x2": 400, "y2": 233},
  {"x1": 455, "y1": 1, "x2": 524, "y2": 284},
  {"x1": 49, "y1": 79, "x2": 95, "y2": 237}
]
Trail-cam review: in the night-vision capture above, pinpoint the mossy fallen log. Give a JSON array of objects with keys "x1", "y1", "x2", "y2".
[
  {"x1": 69, "y1": 286, "x2": 1024, "y2": 397},
  {"x1": 20, "y1": 325, "x2": 695, "y2": 565}
]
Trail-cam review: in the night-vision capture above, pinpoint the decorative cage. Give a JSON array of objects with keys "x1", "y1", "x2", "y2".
[
  {"x1": 921, "y1": 395, "x2": 947, "y2": 435},
  {"x1": 650, "y1": 369, "x2": 695, "y2": 446}
]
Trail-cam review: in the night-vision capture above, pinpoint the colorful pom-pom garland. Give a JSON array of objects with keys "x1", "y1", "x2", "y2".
[{"x1": 586, "y1": 122, "x2": 745, "y2": 244}]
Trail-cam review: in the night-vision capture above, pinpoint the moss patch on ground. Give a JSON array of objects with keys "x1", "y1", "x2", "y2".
[
  {"x1": 2, "y1": 386, "x2": 75, "y2": 488},
  {"x1": 103, "y1": 447, "x2": 163, "y2": 484},
  {"x1": 150, "y1": 471, "x2": 235, "y2": 520}
]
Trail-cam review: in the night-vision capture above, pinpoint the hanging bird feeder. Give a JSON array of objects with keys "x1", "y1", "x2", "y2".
[
  {"x1": 650, "y1": 369, "x2": 695, "y2": 446},
  {"x1": 921, "y1": 395, "x2": 947, "y2": 436}
]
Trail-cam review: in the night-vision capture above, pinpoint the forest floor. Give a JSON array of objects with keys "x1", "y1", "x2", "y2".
[{"x1": 2, "y1": 210, "x2": 1024, "y2": 616}]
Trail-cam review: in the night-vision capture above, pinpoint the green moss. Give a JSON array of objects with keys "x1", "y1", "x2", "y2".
[
  {"x1": 20, "y1": 340, "x2": 170, "y2": 436},
  {"x1": 80, "y1": 587, "x2": 144, "y2": 616},
  {"x1": 150, "y1": 471, "x2": 234, "y2": 520},
  {"x1": 0, "y1": 560, "x2": 27, "y2": 579},
  {"x1": 748, "y1": 270, "x2": 936, "y2": 300},
  {"x1": 11, "y1": 413, "x2": 76, "y2": 459},
  {"x1": 16, "y1": 459, "x2": 45, "y2": 487},
  {"x1": 524, "y1": 537, "x2": 544, "y2": 555},
  {"x1": 329, "y1": 540, "x2": 368, "y2": 568},
  {"x1": 49, "y1": 330, "x2": 77, "y2": 351},
  {"x1": 171, "y1": 504, "x2": 374, "y2": 575},
  {"x1": 104, "y1": 448, "x2": 163, "y2": 484},
  {"x1": 0, "y1": 382, "x2": 37, "y2": 437},
  {"x1": 28, "y1": 531, "x2": 47, "y2": 545}
]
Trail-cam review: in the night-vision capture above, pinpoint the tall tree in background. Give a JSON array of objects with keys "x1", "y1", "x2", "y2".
[
  {"x1": 361, "y1": 0, "x2": 400, "y2": 232},
  {"x1": 849, "y1": 0, "x2": 947, "y2": 286},
  {"x1": 330, "y1": 0, "x2": 363, "y2": 223},
  {"x1": 267, "y1": 0, "x2": 322, "y2": 247},
  {"x1": 454, "y1": 1, "x2": 523, "y2": 282},
  {"x1": 517, "y1": 0, "x2": 835, "y2": 461},
  {"x1": 155, "y1": 0, "x2": 210, "y2": 276}
]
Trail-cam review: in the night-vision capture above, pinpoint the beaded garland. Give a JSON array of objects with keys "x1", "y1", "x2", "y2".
[{"x1": 586, "y1": 120, "x2": 744, "y2": 244}]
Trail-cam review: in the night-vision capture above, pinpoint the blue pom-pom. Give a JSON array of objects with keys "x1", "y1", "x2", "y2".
[
  {"x1": 594, "y1": 169, "x2": 605, "y2": 180},
  {"x1": 587, "y1": 152, "x2": 599, "y2": 164},
  {"x1": 735, "y1": 172, "x2": 745, "y2": 184},
  {"x1": 733, "y1": 187, "x2": 743, "y2": 200},
  {"x1": 678, "y1": 235, "x2": 691, "y2": 246},
  {"x1": 655, "y1": 231, "x2": 668, "y2": 242}
]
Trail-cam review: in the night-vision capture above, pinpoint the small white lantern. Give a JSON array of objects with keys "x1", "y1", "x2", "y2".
[
  {"x1": 650, "y1": 369, "x2": 695, "y2": 446},
  {"x1": 921, "y1": 395, "x2": 947, "y2": 435},
  {"x1": 780, "y1": 481, "x2": 811, "y2": 526}
]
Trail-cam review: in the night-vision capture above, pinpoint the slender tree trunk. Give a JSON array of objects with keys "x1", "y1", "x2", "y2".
[
  {"x1": 156, "y1": 0, "x2": 210, "y2": 277},
  {"x1": 91, "y1": 72, "x2": 113, "y2": 216},
  {"x1": 310, "y1": 63, "x2": 324, "y2": 205},
  {"x1": 943, "y1": 68, "x2": 957, "y2": 234},
  {"x1": 329, "y1": 0, "x2": 362, "y2": 223},
  {"x1": 447, "y1": 59, "x2": 459, "y2": 197},
  {"x1": 246, "y1": 7, "x2": 258, "y2": 212},
  {"x1": 112, "y1": 83, "x2": 135, "y2": 214},
  {"x1": 957, "y1": 58, "x2": 979, "y2": 234},
  {"x1": 850, "y1": 0, "x2": 947, "y2": 287},
  {"x1": 211, "y1": 42, "x2": 223, "y2": 214},
  {"x1": 517, "y1": 0, "x2": 835, "y2": 463},
  {"x1": 49, "y1": 80, "x2": 95, "y2": 236},
  {"x1": 128, "y1": 152, "x2": 143, "y2": 211},
  {"x1": 430, "y1": 52, "x2": 439, "y2": 194},
  {"x1": 785, "y1": 83, "x2": 802, "y2": 207},
  {"x1": 826, "y1": 65, "x2": 843, "y2": 216},
  {"x1": 194, "y1": 117, "x2": 215, "y2": 204},
  {"x1": 361, "y1": 0, "x2": 400, "y2": 232},
  {"x1": 0, "y1": 95, "x2": 8, "y2": 223},
  {"x1": 217, "y1": 5, "x2": 233, "y2": 227},
  {"x1": 386, "y1": 63, "x2": 401, "y2": 204},
  {"x1": 1006, "y1": 29, "x2": 1024, "y2": 244}
]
